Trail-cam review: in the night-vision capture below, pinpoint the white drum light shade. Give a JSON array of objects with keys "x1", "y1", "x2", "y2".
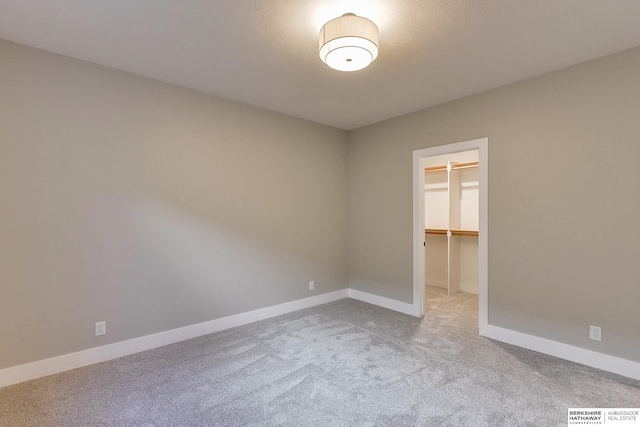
[{"x1": 319, "y1": 13, "x2": 379, "y2": 72}]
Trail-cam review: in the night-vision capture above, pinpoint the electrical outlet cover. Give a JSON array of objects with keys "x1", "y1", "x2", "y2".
[{"x1": 95, "y1": 321, "x2": 106, "y2": 336}]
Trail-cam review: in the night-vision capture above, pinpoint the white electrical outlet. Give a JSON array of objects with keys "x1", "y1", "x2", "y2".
[
  {"x1": 309, "y1": 281, "x2": 314, "y2": 291},
  {"x1": 589, "y1": 325, "x2": 601, "y2": 341},
  {"x1": 95, "y1": 321, "x2": 106, "y2": 337}
]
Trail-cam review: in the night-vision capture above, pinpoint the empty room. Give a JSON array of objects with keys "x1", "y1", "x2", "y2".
[{"x1": 1, "y1": 1, "x2": 639, "y2": 426}]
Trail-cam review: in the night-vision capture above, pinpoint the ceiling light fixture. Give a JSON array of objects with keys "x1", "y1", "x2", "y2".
[{"x1": 319, "y1": 13, "x2": 379, "y2": 72}]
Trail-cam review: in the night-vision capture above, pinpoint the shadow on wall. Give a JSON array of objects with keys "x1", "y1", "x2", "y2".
[{"x1": 116, "y1": 197, "x2": 324, "y2": 317}]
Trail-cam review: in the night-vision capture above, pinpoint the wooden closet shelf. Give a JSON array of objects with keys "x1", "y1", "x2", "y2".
[
  {"x1": 425, "y1": 228, "x2": 448, "y2": 235},
  {"x1": 425, "y1": 228, "x2": 478, "y2": 237},
  {"x1": 425, "y1": 161, "x2": 478, "y2": 174},
  {"x1": 450, "y1": 229, "x2": 478, "y2": 237}
]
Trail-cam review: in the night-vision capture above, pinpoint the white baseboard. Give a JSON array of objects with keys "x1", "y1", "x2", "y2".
[
  {"x1": 348, "y1": 288, "x2": 421, "y2": 317},
  {"x1": 0, "y1": 289, "x2": 349, "y2": 389},
  {"x1": 425, "y1": 278, "x2": 447, "y2": 289},
  {"x1": 459, "y1": 282, "x2": 478, "y2": 295},
  {"x1": 352, "y1": 290, "x2": 640, "y2": 381},
  {"x1": 3, "y1": 288, "x2": 638, "y2": 388},
  {"x1": 483, "y1": 324, "x2": 640, "y2": 381}
]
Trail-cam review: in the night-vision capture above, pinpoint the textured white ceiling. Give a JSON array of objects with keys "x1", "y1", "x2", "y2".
[{"x1": 1, "y1": 0, "x2": 640, "y2": 130}]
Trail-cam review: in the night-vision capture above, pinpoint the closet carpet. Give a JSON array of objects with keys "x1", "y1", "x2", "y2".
[{"x1": 1, "y1": 291, "x2": 638, "y2": 426}]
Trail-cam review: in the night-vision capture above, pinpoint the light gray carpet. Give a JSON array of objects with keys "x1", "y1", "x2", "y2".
[{"x1": 1, "y1": 290, "x2": 639, "y2": 426}]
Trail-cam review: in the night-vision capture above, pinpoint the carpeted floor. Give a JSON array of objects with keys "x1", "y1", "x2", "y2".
[{"x1": 1, "y1": 289, "x2": 638, "y2": 426}]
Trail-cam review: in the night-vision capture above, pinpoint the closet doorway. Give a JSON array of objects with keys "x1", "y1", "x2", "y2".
[
  {"x1": 424, "y1": 150, "x2": 478, "y2": 296},
  {"x1": 412, "y1": 138, "x2": 488, "y2": 334}
]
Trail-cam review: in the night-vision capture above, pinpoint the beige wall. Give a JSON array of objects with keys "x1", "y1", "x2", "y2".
[
  {"x1": 2, "y1": 36, "x2": 639, "y2": 371},
  {"x1": 348, "y1": 46, "x2": 640, "y2": 362},
  {"x1": 0, "y1": 39, "x2": 348, "y2": 369}
]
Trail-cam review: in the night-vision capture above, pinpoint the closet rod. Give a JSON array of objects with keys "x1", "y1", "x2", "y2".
[
  {"x1": 425, "y1": 228, "x2": 448, "y2": 235},
  {"x1": 450, "y1": 229, "x2": 479, "y2": 237},
  {"x1": 424, "y1": 161, "x2": 478, "y2": 174},
  {"x1": 424, "y1": 228, "x2": 479, "y2": 237}
]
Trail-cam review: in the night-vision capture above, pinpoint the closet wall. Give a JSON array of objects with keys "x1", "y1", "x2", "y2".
[{"x1": 424, "y1": 150, "x2": 479, "y2": 294}]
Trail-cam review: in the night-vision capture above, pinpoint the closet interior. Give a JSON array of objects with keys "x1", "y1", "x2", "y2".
[{"x1": 424, "y1": 150, "x2": 479, "y2": 296}]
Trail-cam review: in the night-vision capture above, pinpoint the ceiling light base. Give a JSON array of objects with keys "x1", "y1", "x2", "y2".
[{"x1": 319, "y1": 13, "x2": 379, "y2": 72}]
